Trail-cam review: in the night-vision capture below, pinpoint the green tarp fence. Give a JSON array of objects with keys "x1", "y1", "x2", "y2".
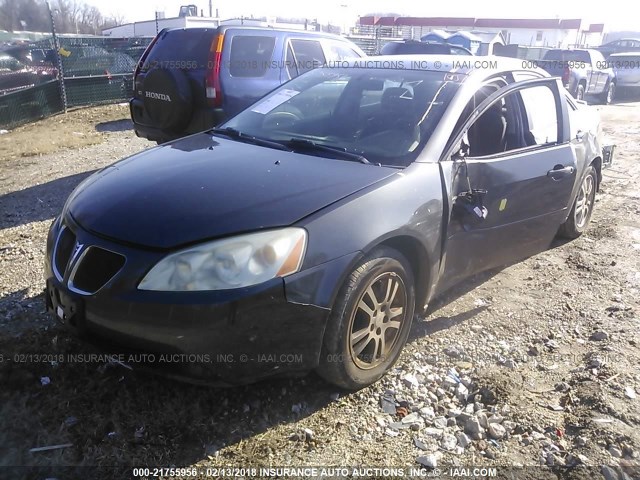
[{"x1": 0, "y1": 36, "x2": 151, "y2": 130}]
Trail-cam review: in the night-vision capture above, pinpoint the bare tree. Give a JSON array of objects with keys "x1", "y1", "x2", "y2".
[{"x1": 0, "y1": 0, "x2": 123, "y2": 34}]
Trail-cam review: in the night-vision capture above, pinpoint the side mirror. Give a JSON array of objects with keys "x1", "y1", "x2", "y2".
[{"x1": 452, "y1": 135, "x2": 470, "y2": 161}]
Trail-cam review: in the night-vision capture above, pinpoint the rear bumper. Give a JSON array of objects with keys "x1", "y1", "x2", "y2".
[{"x1": 129, "y1": 97, "x2": 226, "y2": 143}]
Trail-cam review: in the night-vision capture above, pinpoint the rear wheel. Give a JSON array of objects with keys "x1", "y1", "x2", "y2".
[
  {"x1": 317, "y1": 247, "x2": 415, "y2": 390},
  {"x1": 559, "y1": 165, "x2": 597, "y2": 238},
  {"x1": 600, "y1": 81, "x2": 615, "y2": 105}
]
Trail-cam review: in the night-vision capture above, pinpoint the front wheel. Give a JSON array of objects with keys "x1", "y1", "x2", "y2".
[
  {"x1": 559, "y1": 165, "x2": 597, "y2": 239},
  {"x1": 317, "y1": 247, "x2": 416, "y2": 390}
]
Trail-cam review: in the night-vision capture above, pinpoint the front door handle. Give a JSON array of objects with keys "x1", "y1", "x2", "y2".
[{"x1": 547, "y1": 164, "x2": 575, "y2": 180}]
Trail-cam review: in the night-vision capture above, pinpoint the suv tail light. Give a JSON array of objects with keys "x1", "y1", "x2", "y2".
[
  {"x1": 206, "y1": 34, "x2": 224, "y2": 108},
  {"x1": 561, "y1": 66, "x2": 570, "y2": 85}
]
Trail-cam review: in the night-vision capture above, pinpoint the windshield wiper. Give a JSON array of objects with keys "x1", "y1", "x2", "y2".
[
  {"x1": 284, "y1": 138, "x2": 370, "y2": 164},
  {"x1": 210, "y1": 127, "x2": 292, "y2": 152}
]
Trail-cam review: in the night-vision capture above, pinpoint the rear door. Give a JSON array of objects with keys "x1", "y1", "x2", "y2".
[{"x1": 438, "y1": 78, "x2": 578, "y2": 290}]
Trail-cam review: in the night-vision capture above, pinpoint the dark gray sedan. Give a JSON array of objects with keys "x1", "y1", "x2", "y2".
[{"x1": 45, "y1": 56, "x2": 614, "y2": 389}]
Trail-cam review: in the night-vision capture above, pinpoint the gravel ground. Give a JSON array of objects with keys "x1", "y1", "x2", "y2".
[{"x1": 0, "y1": 103, "x2": 639, "y2": 479}]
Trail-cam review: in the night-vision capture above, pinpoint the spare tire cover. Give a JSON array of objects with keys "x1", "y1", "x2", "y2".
[{"x1": 141, "y1": 68, "x2": 193, "y2": 130}]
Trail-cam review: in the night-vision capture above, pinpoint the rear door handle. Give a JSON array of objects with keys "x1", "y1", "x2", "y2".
[{"x1": 547, "y1": 165, "x2": 575, "y2": 180}]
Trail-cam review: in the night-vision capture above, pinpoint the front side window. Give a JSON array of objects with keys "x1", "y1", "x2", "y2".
[
  {"x1": 464, "y1": 83, "x2": 558, "y2": 157},
  {"x1": 326, "y1": 41, "x2": 361, "y2": 61},
  {"x1": 289, "y1": 40, "x2": 326, "y2": 75},
  {"x1": 222, "y1": 68, "x2": 462, "y2": 166}
]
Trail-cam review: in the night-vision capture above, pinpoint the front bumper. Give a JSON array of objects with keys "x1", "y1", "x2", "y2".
[{"x1": 45, "y1": 216, "x2": 334, "y2": 385}]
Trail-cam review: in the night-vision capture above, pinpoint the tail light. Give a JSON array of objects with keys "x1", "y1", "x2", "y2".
[
  {"x1": 206, "y1": 34, "x2": 224, "y2": 108},
  {"x1": 561, "y1": 66, "x2": 570, "y2": 85}
]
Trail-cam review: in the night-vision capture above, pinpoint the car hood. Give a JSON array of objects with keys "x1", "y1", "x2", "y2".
[{"x1": 67, "y1": 133, "x2": 397, "y2": 249}]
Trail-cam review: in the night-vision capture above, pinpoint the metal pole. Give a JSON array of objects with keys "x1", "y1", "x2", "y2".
[
  {"x1": 209, "y1": 0, "x2": 212, "y2": 17},
  {"x1": 46, "y1": 1, "x2": 67, "y2": 113},
  {"x1": 155, "y1": 12, "x2": 159, "y2": 35}
]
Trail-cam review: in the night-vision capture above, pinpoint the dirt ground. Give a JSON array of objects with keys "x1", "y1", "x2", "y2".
[
  {"x1": 0, "y1": 104, "x2": 132, "y2": 162},
  {"x1": 0, "y1": 102, "x2": 639, "y2": 480}
]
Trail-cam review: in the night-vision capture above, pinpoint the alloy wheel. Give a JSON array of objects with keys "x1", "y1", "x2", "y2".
[
  {"x1": 348, "y1": 272, "x2": 408, "y2": 369},
  {"x1": 575, "y1": 173, "x2": 595, "y2": 228}
]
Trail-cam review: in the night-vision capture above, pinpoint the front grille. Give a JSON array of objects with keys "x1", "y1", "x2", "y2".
[
  {"x1": 70, "y1": 247, "x2": 126, "y2": 294},
  {"x1": 53, "y1": 227, "x2": 76, "y2": 280}
]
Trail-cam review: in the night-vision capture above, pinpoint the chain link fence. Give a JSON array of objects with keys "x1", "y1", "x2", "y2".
[{"x1": 0, "y1": 35, "x2": 152, "y2": 130}]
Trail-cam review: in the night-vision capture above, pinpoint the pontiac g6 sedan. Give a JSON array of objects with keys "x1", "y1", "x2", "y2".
[{"x1": 46, "y1": 56, "x2": 613, "y2": 389}]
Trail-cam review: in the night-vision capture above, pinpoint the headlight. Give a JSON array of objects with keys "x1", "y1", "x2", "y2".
[{"x1": 138, "y1": 228, "x2": 307, "y2": 291}]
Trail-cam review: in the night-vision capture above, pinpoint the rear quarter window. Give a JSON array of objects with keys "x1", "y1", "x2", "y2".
[{"x1": 229, "y1": 35, "x2": 276, "y2": 77}]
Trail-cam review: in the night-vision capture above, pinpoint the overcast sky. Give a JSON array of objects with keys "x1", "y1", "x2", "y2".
[{"x1": 89, "y1": 0, "x2": 637, "y2": 31}]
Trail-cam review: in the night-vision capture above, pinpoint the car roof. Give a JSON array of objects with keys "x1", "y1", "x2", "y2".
[{"x1": 338, "y1": 54, "x2": 547, "y2": 77}]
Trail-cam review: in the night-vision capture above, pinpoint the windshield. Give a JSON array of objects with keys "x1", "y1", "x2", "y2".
[{"x1": 221, "y1": 67, "x2": 462, "y2": 167}]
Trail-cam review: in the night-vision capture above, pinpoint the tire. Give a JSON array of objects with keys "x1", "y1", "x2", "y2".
[
  {"x1": 141, "y1": 68, "x2": 193, "y2": 131},
  {"x1": 559, "y1": 165, "x2": 597, "y2": 239},
  {"x1": 575, "y1": 83, "x2": 585, "y2": 101},
  {"x1": 600, "y1": 81, "x2": 615, "y2": 105},
  {"x1": 317, "y1": 247, "x2": 416, "y2": 390}
]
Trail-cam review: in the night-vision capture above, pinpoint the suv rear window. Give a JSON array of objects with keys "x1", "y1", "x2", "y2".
[
  {"x1": 141, "y1": 28, "x2": 216, "y2": 71},
  {"x1": 229, "y1": 35, "x2": 276, "y2": 77}
]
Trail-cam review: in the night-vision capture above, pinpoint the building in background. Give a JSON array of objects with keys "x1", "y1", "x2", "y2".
[
  {"x1": 102, "y1": 8, "x2": 324, "y2": 37},
  {"x1": 356, "y1": 16, "x2": 608, "y2": 48}
]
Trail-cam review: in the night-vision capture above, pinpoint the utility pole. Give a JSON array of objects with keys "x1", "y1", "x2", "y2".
[{"x1": 46, "y1": 1, "x2": 67, "y2": 113}]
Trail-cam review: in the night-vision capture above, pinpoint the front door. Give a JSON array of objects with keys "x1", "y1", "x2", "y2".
[{"x1": 437, "y1": 78, "x2": 578, "y2": 292}]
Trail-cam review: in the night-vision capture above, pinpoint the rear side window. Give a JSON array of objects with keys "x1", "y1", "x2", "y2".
[
  {"x1": 142, "y1": 29, "x2": 215, "y2": 71},
  {"x1": 229, "y1": 35, "x2": 276, "y2": 77},
  {"x1": 518, "y1": 85, "x2": 558, "y2": 145},
  {"x1": 290, "y1": 39, "x2": 326, "y2": 75}
]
